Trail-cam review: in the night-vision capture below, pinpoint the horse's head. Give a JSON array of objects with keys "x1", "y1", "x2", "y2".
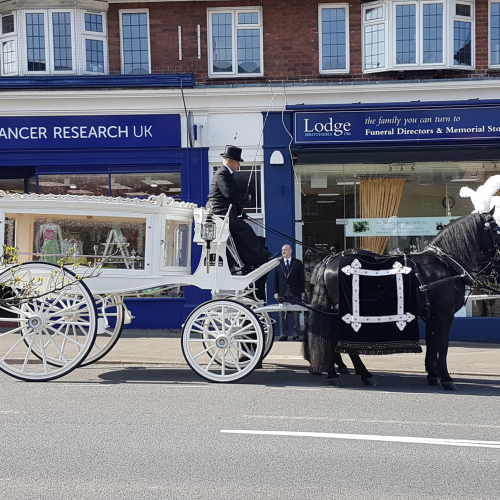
[
  {"x1": 477, "y1": 209, "x2": 500, "y2": 279},
  {"x1": 431, "y1": 210, "x2": 500, "y2": 274}
]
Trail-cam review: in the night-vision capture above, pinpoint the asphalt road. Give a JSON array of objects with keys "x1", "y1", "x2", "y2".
[{"x1": 2, "y1": 365, "x2": 500, "y2": 500}]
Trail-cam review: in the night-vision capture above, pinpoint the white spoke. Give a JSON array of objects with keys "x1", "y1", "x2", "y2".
[
  {"x1": 221, "y1": 347, "x2": 226, "y2": 376},
  {"x1": 0, "y1": 325, "x2": 25, "y2": 338},
  {"x1": 1, "y1": 330, "x2": 33, "y2": 361},
  {"x1": 221, "y1": 307, "x2": 226, "y2": 335},
  {"x1": 48, "y1": 300, "x2": 88, "y2": 318},
  {"x1": 46, "y1": 333, "x2": 69, "y2": 364},
  {"x1": 231, "y1": 338, "x2": 258, "y2": 344},
  {"x1": 228, "y1": 349, "x2": 242, "y2": 372},
  {"x1": 192, "y1": 344, "x2": 217, "y2": 359},
  {"x1": 190, "y1": 323, "x2": 217, "y2": 336},
  {"x1": 205, "y1": 349, "x2": 219, "y2": 371},
  {"x1": 22, "y1": 330, "x2": 37, "y2": 372},
  {"x1": 48, "y1": 326, "x2": 85, "y2": 348},
  {"x1": 229, "y1": 309, "x2": 242, "y2": 330},
  {"x1": 233, "y1": 344, "x2": 256, "y2": 359},
  {"x1": 38, "y1": 330, "x2": 48, "y2": 374},
  {"x1": 229, "y1": 322, "x2": 257, "y2": 339}
]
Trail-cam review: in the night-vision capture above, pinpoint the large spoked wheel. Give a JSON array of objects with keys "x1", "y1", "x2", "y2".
[
  {"x1": 182, "y1": 299, "x2": 264, "y2": 383},
  {"x1": 79, "y1": 294, "x2": 125, "y2": 367},
  {"x1": 0, "y1": 262, "x2": 98, "y2": 382},
  {"x1": 209, "y1": 296, "x2": 275, "y2": 363}
]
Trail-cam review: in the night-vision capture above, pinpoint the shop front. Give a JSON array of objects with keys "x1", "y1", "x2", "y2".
[
  {"x1": 0, "y1": 112, "x2": 210, "y2": 328},
  {"x1": 263, "y1": 100, "x2": 500, "y2": 341}
]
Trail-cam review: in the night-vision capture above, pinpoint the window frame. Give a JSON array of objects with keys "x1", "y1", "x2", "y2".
[
  {"x1": 207, "y1": 6, "x2": 264, "y2": 78},
  {"x1": 318, "y1": 3, "x2": 350, "y2": 74},
  {"x1": 119, "y1": 8, "x2": 151, "y2": 76},
  {"x1": 362, "y1": 0, "x2": 474, "y2": 73},
  {"x1": 47, "y1": 9, "x2": 77, "y2": 74},
  {"x1": 490, "y1": 0, "x2": 500, "y2": 67},
  {"x1": 0, "y1": 12, "x2": 17, "y2": 76},
  {"x1": 4, "y1": 8, "x2": 108, "y2": 76},
  {"x1": 363, "y1": 1, "x2": 388, "y2": 71},
  {"x1": 80, "y1": 10, "x2": 108, "y2": 75},
  {"x1": 452, "y1": 0, "x2": 474, "y2": 68}
]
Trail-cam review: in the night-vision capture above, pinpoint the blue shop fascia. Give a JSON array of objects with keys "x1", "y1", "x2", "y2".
[
  {"x1": 263, "y1": 99, "x2": 500, "y2": 342},
  {"x1": 0, "y1": 75, "x2": 210, "y2": 328}
]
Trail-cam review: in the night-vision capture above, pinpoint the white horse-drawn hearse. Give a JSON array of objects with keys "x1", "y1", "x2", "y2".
[{"x1": 0, "y1": 192, "x2": 304, "y2": 383}]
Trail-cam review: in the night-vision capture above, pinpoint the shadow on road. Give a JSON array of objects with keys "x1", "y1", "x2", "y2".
[{"x1": 87, "y1": 365, "x2": 500, "y2": 396}]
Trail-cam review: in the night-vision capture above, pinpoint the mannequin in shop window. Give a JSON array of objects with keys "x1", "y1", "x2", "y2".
[{"x1": 36, "y1": 221, "x2": 64, "y2": 264}]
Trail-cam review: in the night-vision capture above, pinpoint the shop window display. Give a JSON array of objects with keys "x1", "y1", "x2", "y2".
[{"x1": 6, "y1": 212, "x2": 146, "y2": 270}]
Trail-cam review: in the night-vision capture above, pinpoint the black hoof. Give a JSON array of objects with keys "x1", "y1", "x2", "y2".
[
  {"x1": 327, "y1": 377, "x2": 343, "y2": 387},
  {"x1": 442, "y1": 381, "x2": 458, "y2": 391},
  {"x1": 362, "y1": 376, "x2": 377, "y2": 387},
  {"x1": 427, "y1": 377, "x2": 441, "y2": 386},
  {"x1": 337, "y1": 366, "x2": 350, "y2": 375}
]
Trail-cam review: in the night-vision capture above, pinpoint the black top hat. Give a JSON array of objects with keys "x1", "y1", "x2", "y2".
[{"x1": 220, "y1": 145, "x2": 244, "y2": 162}]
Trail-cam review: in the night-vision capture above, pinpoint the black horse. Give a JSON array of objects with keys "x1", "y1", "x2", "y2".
[{"x1": 304, "y1": 211, "x2": 500, "y2": 391}]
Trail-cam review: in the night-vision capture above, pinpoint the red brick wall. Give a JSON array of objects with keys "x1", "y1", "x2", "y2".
[{"x1": 108, "y1": 0, "x2": 493, "y2": 84}]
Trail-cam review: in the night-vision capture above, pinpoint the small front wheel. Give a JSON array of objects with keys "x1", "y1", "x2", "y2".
[{"x1": 182, "y1": 299, "x2": 264, "y2": 383}]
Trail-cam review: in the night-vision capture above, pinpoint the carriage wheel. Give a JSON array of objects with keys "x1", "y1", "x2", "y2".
[
  {"x1": 182, "y1": 299, "x2": 264, "y2": 383},
  {"x1": 202, "y1": 300, "x2": 275, "y2": 367},
  {"x1": 0, "y1": 262, "x2": 98, "y2": 382},
  {"x1": 21, "y1": 293, "x2": 125, "y2": 368},
  {"x1": 79, "y1": 294, "x2": 125, "y2": 367}
]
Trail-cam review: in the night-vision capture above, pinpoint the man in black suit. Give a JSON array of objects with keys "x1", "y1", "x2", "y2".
[
  {"x1": 206, "y1": 145, "x2": 272, "y2": 268},
  {"x1": 273, "y1": 244, "x2": 306, "y2": 341}
]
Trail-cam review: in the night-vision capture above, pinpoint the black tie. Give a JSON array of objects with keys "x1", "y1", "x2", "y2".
[{"x1": 285, "y1": 260, "x2": 290, "y2": 275}]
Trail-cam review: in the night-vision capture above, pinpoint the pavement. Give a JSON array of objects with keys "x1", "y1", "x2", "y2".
[{"x1": 99, "y1": 329, "x2": 500, "y2": 377}]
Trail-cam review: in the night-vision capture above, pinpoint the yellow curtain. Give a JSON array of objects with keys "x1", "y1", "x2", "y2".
[{"x1": 359, "y1": 177, "x2": 406, "y2": 254}]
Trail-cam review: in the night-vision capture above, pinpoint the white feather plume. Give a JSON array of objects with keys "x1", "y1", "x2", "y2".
[{"x1": 459, "y1": 175, "x2": 500, "y2": 214}]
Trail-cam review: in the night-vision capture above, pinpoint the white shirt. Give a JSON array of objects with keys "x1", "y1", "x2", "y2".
[
  {"x1": 284, "y1": 258, "x2": 291, "y2": 267},
  {"x1": 225, "y1": 165, "x2": 234, "y2": 175}
]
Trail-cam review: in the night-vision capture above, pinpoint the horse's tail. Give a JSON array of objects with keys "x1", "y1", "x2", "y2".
[{"x1": 303, "y1": 256, "x2": 337, "y2": 373}]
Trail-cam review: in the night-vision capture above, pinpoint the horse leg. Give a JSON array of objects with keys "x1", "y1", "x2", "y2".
[
  {"x1": 426, "y1": 316, "x2": 457, "y2": 390},
  {"x1": 327, "y1": 351, "x2": 343, "y2": 387},
  {"x1": 425, "y1": 326, "x2": 440, "y2": 386},
  {"x1": 334, "y1": 351, "x2": 350, "y2": 375},
  {"x1": 349, "y1": 354, "x2": 377, "y2": 386},
  {"x1": 435, "y1": 316, "x2": 457, "y2": 391}
]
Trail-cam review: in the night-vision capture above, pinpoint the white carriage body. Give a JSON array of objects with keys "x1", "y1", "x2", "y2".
[{"x1": 0, "y1": 191, "x2": 278, "y2": 294}]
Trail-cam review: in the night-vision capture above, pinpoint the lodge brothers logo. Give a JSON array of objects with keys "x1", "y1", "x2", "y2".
[{"x1": 303, "y1": 118, "x2": 351, "y2": 137}]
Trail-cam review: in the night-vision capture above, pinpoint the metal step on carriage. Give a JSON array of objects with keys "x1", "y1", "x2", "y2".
[{"x1": 0, "y1": 191, "x2": 307, "y2": 383}]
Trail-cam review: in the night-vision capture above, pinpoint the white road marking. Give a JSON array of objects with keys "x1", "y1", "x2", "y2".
[
  {"x1": 221, "y1": 430, "x2": 500, "y2": 449},
  {"x1": 241, "y1": 415, "x2": 500, "y2": 429}
]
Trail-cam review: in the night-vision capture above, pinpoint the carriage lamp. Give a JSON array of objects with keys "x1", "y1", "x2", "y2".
[{"x1": 201, "y1": 210, "x2": 216, "y2": 273}]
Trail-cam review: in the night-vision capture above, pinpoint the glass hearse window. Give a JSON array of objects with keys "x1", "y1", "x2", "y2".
[{"x1": 6, "y1": 212, "x2": 146, "y2": 270}]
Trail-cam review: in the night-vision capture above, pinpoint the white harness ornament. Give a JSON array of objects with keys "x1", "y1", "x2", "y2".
[{"x1": 341, "y1": 259, "x2": 416, "y2": 332}]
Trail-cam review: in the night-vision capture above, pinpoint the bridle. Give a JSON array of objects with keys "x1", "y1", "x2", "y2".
[{"x1": 476, "y1": 213, "x2": 500, "y2": 286}]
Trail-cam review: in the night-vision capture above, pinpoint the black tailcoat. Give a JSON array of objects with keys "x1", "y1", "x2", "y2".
[
  {"x1": 207, "y1": 166, "x2": 244, "y2": 216},
  {"x1": 206, "y1": 165, "x2": 271, "y2": 267},
  {"x1": 273, "y1": 257, "x2": 305, "y2": 298}
]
